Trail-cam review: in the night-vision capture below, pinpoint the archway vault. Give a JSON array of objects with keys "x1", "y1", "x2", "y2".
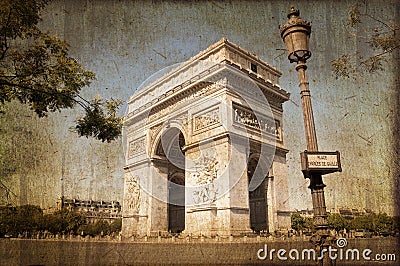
[
  {"x1": 149, "y1": 119, "x2": 189, "y2": 159},
  {"x1": 151, "y1": 126, "x2": 187, "y2": 233}
]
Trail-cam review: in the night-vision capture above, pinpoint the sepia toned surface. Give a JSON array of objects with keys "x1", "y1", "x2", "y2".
[
  {"x1": 0, "y1": 0, "x2": 399, "y2": 220},
  {"x1": 122, "y1": 39, "x2": 290, "y2": 237},
  {"x1": 1, "y1": 238, "x2": 398, "y2": 265}
]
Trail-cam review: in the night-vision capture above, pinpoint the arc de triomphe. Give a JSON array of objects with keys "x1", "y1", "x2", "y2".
[{"x1": 122, "y1": 38, "x2": 291, "y2": 238}]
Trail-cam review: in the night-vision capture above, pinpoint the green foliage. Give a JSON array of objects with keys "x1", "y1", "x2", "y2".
[
  {"x1": 331, "y1": 55, "x2": 354, "y2": 79},
  {"x1": 14, "y1": 204, "x2": 43, "y2": 233},
  {"x1": 0, "y1": 0, "x2": 122, "y2": 142},
  {"x1": 0, "y1": 205, "x2": 119, "y2": 237},
  {"x1": 75, "y1": 98, "x2": 122, "y2": 143},
  {"x1": 0, "y1": 205, "x2": 16, "y2": 236},
  {"x1": 290, "y1": 213, "x2": 316, "y2": 233},
  {"x1": 393, "y1": 216, "x2": 400, "y2": 230},
  {"x1": 81, "y1": 220, "x2": 110, "y2": 237},
  {"x1": 347, "y1": 2, "x2": 361, "y2": 27},
  {"x1": 332, "y1": 1, "x2": 400, "y2": 79},
  {"x1": 291, "y1": 213, "x2": 305, "y2": 231},
  {"x1": 327, "y1": 213, "x2": 348, "y2": 232},
  {"x1": 0, "y1": 205, "x2": 43, "y2": 236},
  {"x1": 109, "y1": 218, "x2": 122, "y2": 233},
  {"x1": 292, "y1": 212, "x2": 399, "y2": 236},
  {"x1": 303, "y1": 217, "x2": 315, "y2": 233},
  {"x1": 349, "y1": 213, "x2": 394, "y2": 234},
  {"x1": 43, "y1": 208, "x2": 86, "y2": 234},
  {"x1": 80, "y1": 218, "x2": 121, "y2": 237}
]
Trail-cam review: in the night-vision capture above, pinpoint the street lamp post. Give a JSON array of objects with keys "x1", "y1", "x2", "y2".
[{"x1": 280, "y1": 7, "x2": 341, "y2": 263}]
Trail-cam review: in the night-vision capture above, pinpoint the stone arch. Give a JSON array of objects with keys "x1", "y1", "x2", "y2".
[
  {"x1": 150, "y1": 125, "x2": 187, "y2": 234},
  {"x1": 149, "y1": 119, "x2": 189, "y2": 159},
  {"x1": 122, "y1": 39, "x2": 290, "y2": 238}
]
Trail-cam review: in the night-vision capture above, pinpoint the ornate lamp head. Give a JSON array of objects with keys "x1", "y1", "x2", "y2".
[{"x1": 279, "y1": 7, "x2": 312, "y2": 63}]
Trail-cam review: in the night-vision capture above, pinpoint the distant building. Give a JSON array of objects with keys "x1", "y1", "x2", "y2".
[
  {"x1": 328, "y1": 207, "x2": 371, "y2": 219},
  {"x1": 294, "y1": 209, "x2": 314, "y2": 218},
  {"x1": 337, "y1": 208, "x2": 366, "y2": 219},
  {"x1": 292, "y1": 207, "x2": 373, "y2": 221},
  {"x1": 57, "y1": 197, "x2": 122, "y2": 223}
]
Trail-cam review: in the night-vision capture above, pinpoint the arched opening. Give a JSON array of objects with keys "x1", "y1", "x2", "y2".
[
  {"x1": 154, "y1": 127, "x2": 186, "y2": 233},
  {"x1": 168, "y1": 173, "x2": 185, "y2": 233},
  {"x1": 247, "y1": 155, "x2": 267, "y2": 232}
]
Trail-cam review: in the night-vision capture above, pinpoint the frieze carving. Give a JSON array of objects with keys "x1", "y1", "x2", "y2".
[
  {"x1": 191, "y1": 156, "x2": 219, "y2": 204},
  {"x1": 194, "y1": 108, "x2": 219, "y2": 131},
  {"x1": 125, "y1": 175, "x2": 140, "y2": 213},
  {"x1": 147, "y1": 82, "x2": 218, "y2": 123},
  {"x1": 233, "y1": 103, "x2": 280, "y2": 139},
  {"x1": 128, "y1": 138, "x2": 145, "y2": 159}
]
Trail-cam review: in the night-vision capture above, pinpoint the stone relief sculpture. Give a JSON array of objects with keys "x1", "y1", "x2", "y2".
[
  {"x1": 148, "y1": 82, "x2": 216, "y2": 123},
  {"x1": 194, "y1": 108, "x2": 220, "y2": 131},
  {"x1": 125, "y1": 175, "x2": 140, "y2": 213},
  {"x1": 128, "y1": 138, "x2": 145, "y2": 159},
  {"x1": 191, "y1": 156, "x2": 219, "y2": 204}
]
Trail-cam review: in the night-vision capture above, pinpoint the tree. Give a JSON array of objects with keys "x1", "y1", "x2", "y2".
[
  {"x1": 373, "y1": 213, "x2": 394, "y2": 234},
  {"x1": 327, "y1": 213, "x2": 348, "y2": 232},
  {"x1": 331, "y1": 1, "x2": 400, "y2": 78},
  {"x1": 81, "y1": 220, "x2": 110, "y2": 237},
  {"x1": 1, "y1": 205, "x2": 44, "y2": 236},
  {"x1": 109, "y1": 218, "x2": 122, "y2": 234},
  {"x1": 349, "y1": 213, "x2": 395, "y2": 235},
  {"x1": 42, "y1": 208, "x2": 86, "y2": 234},
  {"x1": 42, "y1": 212, "x2": 65, "y2": 234},
  {"x1": 0, "y1": 0, "x2": 122, "y2": 142},
  {"x1": 291, "y1": 213, "x2": 305, "y2": 232},
  {"x1": 0, "y1": 205, "x2": 16, "y2": 237},
  {"x1": 303, "y1": 217, "x2": 315, "y2": 233}
]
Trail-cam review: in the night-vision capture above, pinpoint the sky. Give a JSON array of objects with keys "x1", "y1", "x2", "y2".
[{"x1": 1, "y1": 0, "x2": 399, "y2": 215}]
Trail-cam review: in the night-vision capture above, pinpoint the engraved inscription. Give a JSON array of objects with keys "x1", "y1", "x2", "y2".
[{"x1": 233, "y1": 103, "x2": 281, "y2": 139}]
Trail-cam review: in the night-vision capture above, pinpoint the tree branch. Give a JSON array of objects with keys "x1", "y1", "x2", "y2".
[
  {"x1": 360, "y1": 44, "x2": 400, "y2": 66},
  {"x1": 0, "y1": 7, "x2": 14, "y2": 60},
  {"x1": 363, "y1": 13, "x2": 395, "y2": 31},
  {"x1": 0, "y1": 79, "x2": 90, "y2": 112}
]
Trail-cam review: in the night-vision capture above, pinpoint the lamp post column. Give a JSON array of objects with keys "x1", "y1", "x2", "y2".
[
  {"x1": 279, "y1": 7, "x2": 334, "y2": 252},
  {"x1": 296, "y1": 61, "x2": 328, "y2": 236},
  {"x1": 296, "y1": 61, "x2": 318, "y2": 152}
]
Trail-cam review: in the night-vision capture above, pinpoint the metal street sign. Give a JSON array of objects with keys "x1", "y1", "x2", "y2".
[{"x1": 301, "y1": 151, "x2": 341, "y2": 176}]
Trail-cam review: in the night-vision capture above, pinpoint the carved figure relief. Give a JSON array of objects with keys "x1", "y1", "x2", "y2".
[
  {"x1": 193, "y1": 108, "x2": 220, "y2": 132},
  {"x1": 191, "y1": 156, "x2": 219, "y2": 204},
  {"x1": 125, "y1": 175, "x2": 140, "y2": 213},
  {"x1": 128, "y1": 138, "x2": 145, "y2": 159},
  {"x1": 148, "y1": 82, "x2": 217, "y2": 123}
]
